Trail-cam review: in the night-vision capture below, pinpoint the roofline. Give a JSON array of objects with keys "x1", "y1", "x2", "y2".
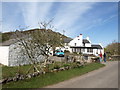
[{"x1": 70, "y1": 46, "x2": 102, "y2": 49}]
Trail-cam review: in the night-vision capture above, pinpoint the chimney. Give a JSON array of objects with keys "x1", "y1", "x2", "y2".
[
  {"x1": 86, "y1": 37, "x2": 89, "y2": 40},
  {"x1": 79, "y1": 34, "x2": 83, "y2": 46},
  {"x1": 79, "y1": 34, "x2": 83, "y2": 40}
]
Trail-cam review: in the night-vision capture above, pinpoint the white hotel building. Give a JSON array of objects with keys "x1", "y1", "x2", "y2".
[{"x1": 59, "y1": 34, "x2": 104, "y2": 56}]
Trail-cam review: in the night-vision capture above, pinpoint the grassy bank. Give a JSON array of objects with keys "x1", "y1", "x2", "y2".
[
  {"x1": 1, "y1": 62, "x2": 77, "y2": 79},
  {"x1": 2, "y1": 64, "x2": 33, "y2": 79},
  {"x1": 2, "y1": 63, "x2": 105, "y2": 88}
]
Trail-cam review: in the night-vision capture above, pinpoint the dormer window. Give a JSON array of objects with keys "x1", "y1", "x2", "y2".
[
  {"x1": 83, "y1": 43, "x2": 85, "y2": 46},
  {"x1": 75, "y1": 43, "x2": 77, "y2": 46}
]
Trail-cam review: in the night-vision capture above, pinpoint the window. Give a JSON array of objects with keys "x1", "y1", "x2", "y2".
[
  {"x1": 87, "y1": 49, "x2": 93, "y2": 53},
  {"x1": 87, "y1": 49, "x2": 89, "y2": 52},
  {"x1": 72, "y1": 48, "x2": 74, "y2": 52},
  {"x1": 83, "y1": 43, "x2": 85, "y2": 46},
  {"x1": 90, "y1": 49, "x2": 93, "y2": 52},
  {"x1": 75, "y1": 43, "x2": 77, "y2": 46},
  {"x1": 96, "y1": 49, "x2": 98, "y2": 54},
  {"x1": 81, "y1": 49, "x2": 85, "y2": 52}
]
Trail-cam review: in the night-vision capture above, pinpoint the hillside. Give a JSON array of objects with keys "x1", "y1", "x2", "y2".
[{"x1": 0, "y1": 28, "x2": 71, "y2": 43}]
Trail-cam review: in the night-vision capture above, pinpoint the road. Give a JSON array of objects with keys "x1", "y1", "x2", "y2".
[{"x1": 45, "y1": 61, "x2": 118, "y2": 88}]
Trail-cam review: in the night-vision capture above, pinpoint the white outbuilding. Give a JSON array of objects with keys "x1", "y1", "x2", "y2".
[{"x1": 0, "y1": 39, "x2": 45, "y2": 66}]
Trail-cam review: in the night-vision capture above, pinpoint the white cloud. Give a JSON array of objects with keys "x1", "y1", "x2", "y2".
[
  {"x1": 20, "y1": 2, "x2": 38, "y2": 27},
  {"x1": 52, "y1": 2, "x2": 95, "y2": 36},
  {"x1": 2, "y1": 1, "x2": 117, "y2": 38},
  {"x1": 20, "y1": 2, "x2": 54, "y2": 29}
]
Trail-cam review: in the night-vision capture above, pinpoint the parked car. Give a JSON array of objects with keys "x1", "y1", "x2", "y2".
[{"x1": 53, "y1": 49, "x2": 64, "y2": 57}]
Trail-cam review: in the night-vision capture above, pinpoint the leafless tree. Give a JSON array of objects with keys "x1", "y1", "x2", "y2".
[{"x1": 12, "y1": 19, "x2": 63, "y2": 74}]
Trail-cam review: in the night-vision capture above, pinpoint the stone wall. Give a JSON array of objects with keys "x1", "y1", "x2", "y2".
[{"x1": 9, "y1": 42, "x2": 45, "y2": 66}]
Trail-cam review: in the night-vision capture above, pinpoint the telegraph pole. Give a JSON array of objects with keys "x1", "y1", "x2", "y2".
[{"x1": 63, "y1": 30, "x2": 65, "y2": 36}]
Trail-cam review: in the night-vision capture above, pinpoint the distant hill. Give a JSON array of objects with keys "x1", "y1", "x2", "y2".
[{"x1": 0, "y1": 28, "x2": 72, "y2": 43}]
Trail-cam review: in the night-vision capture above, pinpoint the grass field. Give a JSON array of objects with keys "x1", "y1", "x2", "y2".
[{"x1": 2, "y1": 63, "x2": 105, "y2": 88}]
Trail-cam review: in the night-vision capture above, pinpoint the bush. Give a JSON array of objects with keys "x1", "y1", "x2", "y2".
[
  {"x1": 53, "y1": 64, "x2": 60, "y2": 69},
  {"x1": 64, "y1": 50, "x2": 70, "y2": 53},
  {"x1": 73, "y1": 52, "x2": 78, "y2": 55},
  {"x1": 63, "y1": 64, "x2": 70, "y2": 67}
]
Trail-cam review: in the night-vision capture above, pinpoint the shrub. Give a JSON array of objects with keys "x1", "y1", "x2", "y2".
[
  {"x1": 64, "y1": 50, "x2": 70, "y2": 53},
  {"x1": 53, "y1": 64, "x2": 60, "y2": 69},
  {"x1": 63, "y1": 64, "x2": 70, "y2": 67}
]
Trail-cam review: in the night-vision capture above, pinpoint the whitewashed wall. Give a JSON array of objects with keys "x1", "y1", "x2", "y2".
[
  {"x1": 93, "y1": 49, "x2": 104, "y2": 56},
  {"x1": 85, "y1": 43, "x2": 91, "y2": 47},
  {"x1": 98, "y1": 49, "x2": 104, "y2": 55},
  {"x1": 56, "y1": 45, "x2": 72, "y2": 53},
  {"x1": 0, "y1": 46, "x2": 9, "y2": 66},
  {"x1": 93, "y1": 49, "x2": 98, "y2": 55},
  {"x1": 69, "y1": 34, "x2": 83, "y2": 46}
]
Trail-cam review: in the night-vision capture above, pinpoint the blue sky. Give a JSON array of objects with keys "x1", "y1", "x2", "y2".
[{"x1": 1, "y1": 2, "x2": 118, "y2": 47}]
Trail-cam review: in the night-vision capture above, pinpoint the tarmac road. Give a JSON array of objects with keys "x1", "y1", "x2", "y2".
[{"x1": 45, "y1": 61, "x2": 118, "y2": 88}]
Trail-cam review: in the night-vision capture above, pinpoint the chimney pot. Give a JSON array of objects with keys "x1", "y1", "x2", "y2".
[{"x1": 86, "y1": 37, "x2": 89, "y2": 40}]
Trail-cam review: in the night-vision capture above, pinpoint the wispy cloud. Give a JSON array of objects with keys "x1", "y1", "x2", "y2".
[
  {"x1": 84, "y1": 14, "x2": 117, "y2": 31},
  {"x1": 20, "y1": 2, "x2": 54, "y2": 29},
  {"x1": 51, "y1": 2, "x2": 95, "y2": 36},
  {"x1": 10, "y1": 2, "x2": 96, "y2": 36},
  {"x1": 2, "y1": 2, "x2": 54, "y2": 32},
  {"x1": 102, "y1": 14, "x2": 117, "y2": 24},
  {"x1": 1, "y1": 2, "x2": 117, "y2": 47}
]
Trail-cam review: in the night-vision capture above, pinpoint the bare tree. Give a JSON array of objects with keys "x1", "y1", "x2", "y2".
[{"x1": 12, "y1": 20, "x2": 63, "y2": 74}]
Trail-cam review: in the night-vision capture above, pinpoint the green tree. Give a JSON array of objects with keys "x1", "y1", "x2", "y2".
[{"x1": 105, "y1": 41, "x2": 120, "y2": 56}]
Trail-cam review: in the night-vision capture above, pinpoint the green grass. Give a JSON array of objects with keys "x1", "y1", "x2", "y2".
[
  {"x1": 2, "y1": 63, "x2": 105, "y2": 88},
  {"x1": 2, "y1": 65, "x2": 33, "y2": 79},
  {"x1": 1, "y1": 62, "x2": 68, "y2": 79},
  {"x1": 1, "y1": 62, "x2": 79, "y2": 79}
]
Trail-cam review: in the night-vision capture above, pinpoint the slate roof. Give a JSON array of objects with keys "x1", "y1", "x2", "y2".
[
  {"x1": 91, "y1": 44, "x2": 103, "y2": 49},
  {"x1": 70, "y1": 46, "x2": 92, "y2": 48},
  {"x1": 64, "y1": 38, "x2": 73, "y2": 43},
  {"x1": 70, "y1": 45, "x2": 103, "y2": 49},
  {"x1": 0, "y1": 39, "x2": 17, "y2": 46},
  {"x1": 83, "y1": 39, "x2": 90, "y2": 43}
]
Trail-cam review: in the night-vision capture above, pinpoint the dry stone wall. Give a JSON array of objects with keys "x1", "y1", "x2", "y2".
[{"x1": 8, "y1": 42, "x2": 45, "y2": 66}]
